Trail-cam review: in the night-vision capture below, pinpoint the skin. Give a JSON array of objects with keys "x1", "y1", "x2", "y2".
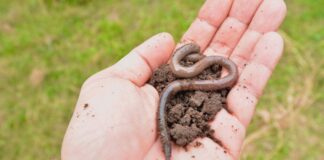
[
  {"x1": 62, "y1": 0, "x2": 286, "y2": 159},
  {"x1": 159, "y1": 43, "x2": 239, "y2": 160}
]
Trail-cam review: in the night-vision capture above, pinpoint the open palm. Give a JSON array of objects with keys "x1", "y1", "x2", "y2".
[{"x1": 62, "y1": 0, "x2": 286, "y2": 159}]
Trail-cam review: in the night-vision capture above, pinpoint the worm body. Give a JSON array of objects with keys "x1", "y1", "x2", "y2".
[{"x1": 158, "y1": 43, "x2": 239, "y2": 160}]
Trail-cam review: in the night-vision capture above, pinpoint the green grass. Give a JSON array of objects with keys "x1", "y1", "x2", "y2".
[{"x1": 0, "y1": 0, "x2": 323, "y2": 159}]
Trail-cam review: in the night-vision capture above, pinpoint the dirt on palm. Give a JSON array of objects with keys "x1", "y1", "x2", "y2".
[{"x1": 149, "y1": 60, "x2": 231, "y2": 147}]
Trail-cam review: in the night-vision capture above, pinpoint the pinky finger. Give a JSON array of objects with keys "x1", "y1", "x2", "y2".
[{"x1": 227, "y1": 32, "x2": 284, "y2": 126}]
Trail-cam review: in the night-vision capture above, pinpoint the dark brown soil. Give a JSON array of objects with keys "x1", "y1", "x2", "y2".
[{"x1": 149, "y1": 60, "x2": 231, "y2": 147}]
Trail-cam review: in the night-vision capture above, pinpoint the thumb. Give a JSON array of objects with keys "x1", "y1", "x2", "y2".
[{"x1": 85, "y1": 32, "x2": 175, "y2": 88}]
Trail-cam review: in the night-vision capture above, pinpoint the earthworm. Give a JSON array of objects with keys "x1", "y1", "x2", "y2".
[{"x1": 158, "y1": 43, "x2": 239, "y2": 160}]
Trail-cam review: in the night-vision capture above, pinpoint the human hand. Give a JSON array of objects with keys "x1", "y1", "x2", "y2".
[{"x1": 61, "y1": 0, "x2": 286, "y2": 159}]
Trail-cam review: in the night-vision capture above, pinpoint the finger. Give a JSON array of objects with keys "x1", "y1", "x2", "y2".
[
  {"x1": 85, "y1": 32, "x2": 175, "y2": 87},
  {"x1": 249, "y1": 0, "x2": 287, "y2": 33},
  {"x1": 181, "y1": 0, "x2": 233, "y2": 51},
  {"x1": 210, "y1": 109, "x2": 246, "y2": 159},
  {"x1": 230, "y1": 0, "x2": 263, "y2": 24},
  {"x1": 144, "y1": 138, "x2": 232, "y2": 160},
  {"x1": 230, "y1": 0, "x2": 286, "y2": 72},
  {"x1": 227, "y1": 32, "x2": 284, "y2": 126},
  {"x1": 206, "y1": 0, "x2": 263, "y2": 57}
]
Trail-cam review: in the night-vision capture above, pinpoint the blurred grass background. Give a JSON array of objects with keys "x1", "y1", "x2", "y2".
[{"x1": 0, "y1": 0, "x2": 323, "y2": 159}]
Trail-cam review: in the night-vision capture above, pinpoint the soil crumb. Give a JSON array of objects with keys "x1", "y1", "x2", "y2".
[
  {"x1": 149, "y1": 61, "x2": 231, "y2": 147},
  {"x1": 83, "y1": 103, "x2": 89, "y2": 109}
]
